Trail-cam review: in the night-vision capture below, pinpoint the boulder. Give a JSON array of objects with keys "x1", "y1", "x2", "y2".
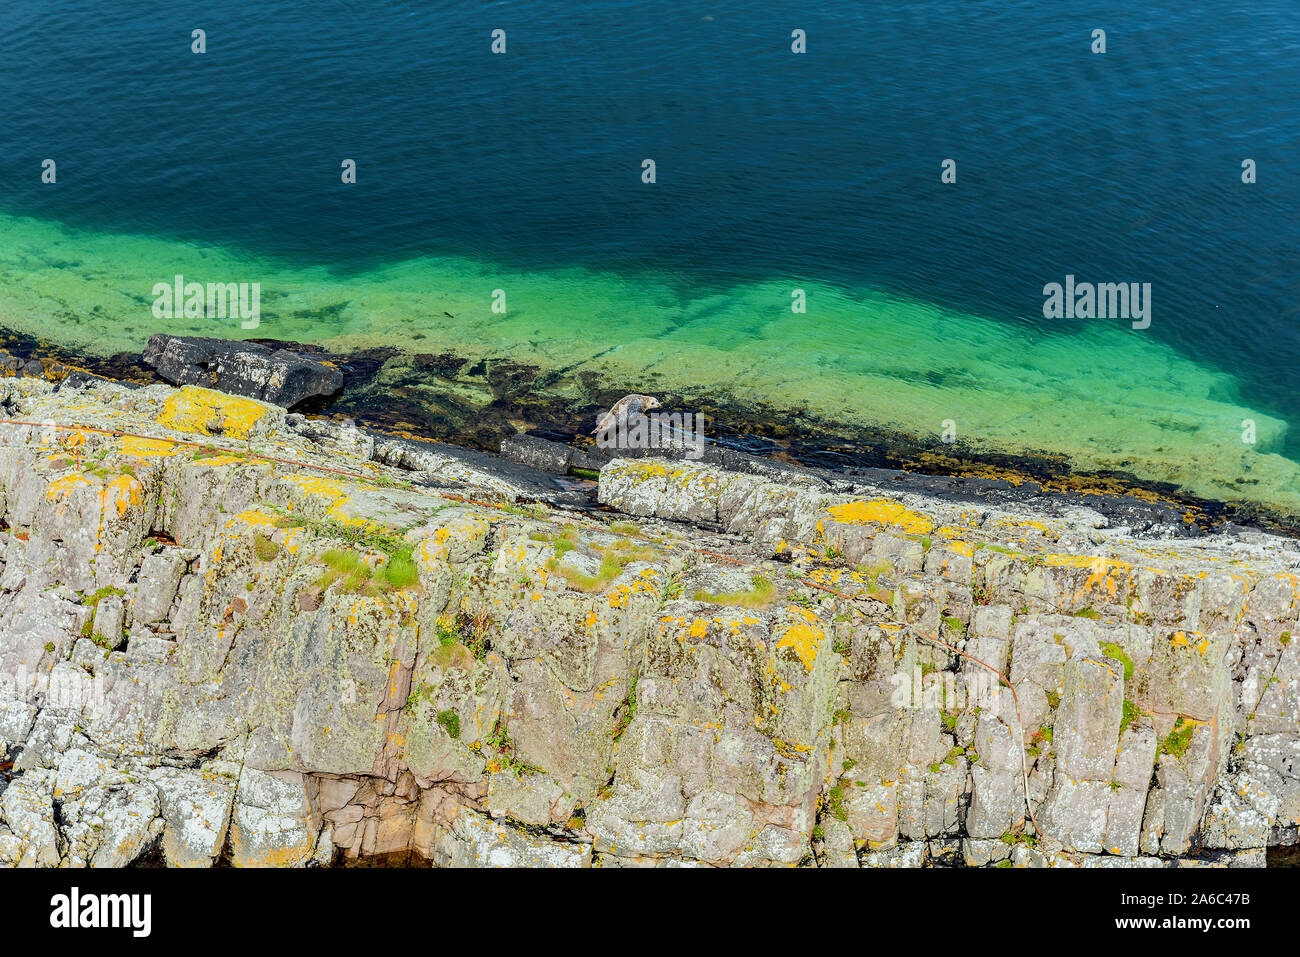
[{"x1": 143, "y1": 334, "x2": 343, "y2": 408}]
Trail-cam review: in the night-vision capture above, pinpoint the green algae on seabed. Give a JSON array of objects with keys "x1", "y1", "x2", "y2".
[{"x1": 2, "y1": 210, "x2": 1299, "y2": 518}]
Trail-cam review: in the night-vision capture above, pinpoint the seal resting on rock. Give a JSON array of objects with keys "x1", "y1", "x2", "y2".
[{"x1": 593, "y1": 394, "x2": 660, "y2": 434}]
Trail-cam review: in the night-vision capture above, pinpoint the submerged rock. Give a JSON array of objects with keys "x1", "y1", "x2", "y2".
[{"x1": 142, "y1": 334, "x2": 343, "y2": 408}]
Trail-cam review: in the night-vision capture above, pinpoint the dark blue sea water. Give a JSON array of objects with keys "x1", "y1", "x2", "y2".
[{"x1": 0, "y1": 1, "x2": 1297, "y2": 505}]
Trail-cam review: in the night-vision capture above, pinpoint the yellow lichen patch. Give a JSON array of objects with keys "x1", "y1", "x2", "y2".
[
  {"x1": 689, "y1": 617, "x2": 708, "y2": 639},
  {"x1": 225, "y1": 509, "x2": 282, "y2": 531},
  {"x1": 157, "y1": 385, "x2": 270, "y2": 440},
  {"x1": 119, "y1": 436, "x2": 181, "y2": 458},
  {"x1": 45, "y1": 472, "x2": 92, "y2": 502},
  {"x1": 285, "y1": 473, "x2": 350, "y2": 499},
  {"x1": 776, "y1": 606, "x2": 824, "y2": 671},
  {"x1": 1045, "y1": 554, "x2": 1128, "y2": 572},
  {"x1": 425, "y1": 513, "x2": 490, "y2": 557},
  {"x1": 225, "y1": 509, "x2": 307, "y2": 555},
  {"x1": 824, "y1": 500, "x2": 934, "y2": 535},
  {"x1": 617, "y1": 461, "x2": 686, "y2": 481},
  {"x1": 994, "y1": 518, "x2": 1051, "y2": 533},
  {"x1": 414, "y1": 536, "x2": 448, "y2": 577},
  {"x1": 193, "y1": 454, "x2": 248, "y2": 467},
  {"x1": 99, "y1": 475, "x2": 143, "y2": 518},
  {"x1": 283, "y1": 473, "x2": 378, "y2": 530}
]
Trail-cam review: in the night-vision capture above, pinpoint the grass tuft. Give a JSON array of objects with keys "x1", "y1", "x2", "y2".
[{"x1": 692, "y1": 575, "x2": 775, "y2": 610}]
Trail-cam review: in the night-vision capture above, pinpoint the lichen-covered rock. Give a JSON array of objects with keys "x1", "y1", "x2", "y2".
[
  {"x1": 0, "y1": 768, "x2": 59, "y2": 866},
  {"x1": 2, "y1": 384, "x2": 1300, "y2": 867},
  {"x1": 227, "y1": 768, "x2": 320, "y2": 868},
  {"x1": 966, "y1": 704, "x2": 1025, "y2": 839},
  {"x1": 148, "y1": 766, "x2": 235, "y2": 867},
  {"x1": 60, "y1": 779, "x2": 163, "y2": 867},
  {"x1": 422, "y1": 805, "x2": 590, "y2": 867}
]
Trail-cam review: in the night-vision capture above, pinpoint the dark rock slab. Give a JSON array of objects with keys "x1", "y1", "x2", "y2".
[
  {"x1": 499, "y1": 434, "x2": 575, "y2": 475},
  {"x1": 369, "y1": 433, "x2": 594, "y2": 510},
  {"x1": 142, "y1": 335, "x2": 343, "y2": 409}
]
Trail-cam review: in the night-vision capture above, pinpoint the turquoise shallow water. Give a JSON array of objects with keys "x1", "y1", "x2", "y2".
[
  {"x1": 2, "y1": 211, "x2": 1297, "y2": 516},
  {"x1": 0, "y1": 1, "x2": 1297, "y2": 513}
]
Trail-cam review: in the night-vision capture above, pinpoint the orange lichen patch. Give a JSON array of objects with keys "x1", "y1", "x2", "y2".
[
  {"x1": 119, "y1": 436, "x2": 181, "y2": 458},
  {"x1": 227, "y1": 832, "x2": 317, "y2": 868},
  {"x1": 608, "y1": 574, "x2": 658, "y2": 609},
  {"x1": 1041, "y1": 554, "x2": 1144, "y2": 601},
  {"x1": 688, "y1": 618, "x2": 708, "y2": 639},
  {"x1": 1077, "y1": 557, "x2": 1132, "y2": 601},
  {"x1": 45, "y1": 472, "x2": 93, "y2": 501},
  {"x1": 1044, "y1": 554, "x2": 1128, "y2": 572},
  {"x1": 386, "y1": 660, "x2": 406, "y2": 705},
  {"x1": 776, "y1": 606, "x2": 825, "y2": 671},
  {"x1": 99, "y1": 474, "x2": 144, "y2": 518},
  {"x1": 1167, "y1": 631, "x2": 1212, "y2": 655},
  {"x1": 824, "y1": 500, "x2": 935, "y2": 535},
  {"x1": 157, "y1": 385, "x2": 270, "y2": 440},
  {"x1": 605, "y1": 579, "x2": 642, "y2": 608}
]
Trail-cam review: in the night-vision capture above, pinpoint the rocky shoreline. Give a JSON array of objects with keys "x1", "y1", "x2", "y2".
[
  {"x1": 0, "y1": 358, "x2": 1296, "y2": 868},
  {"x1": 4, "y1": 329, "x2": 1293, "y2": 537}
]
